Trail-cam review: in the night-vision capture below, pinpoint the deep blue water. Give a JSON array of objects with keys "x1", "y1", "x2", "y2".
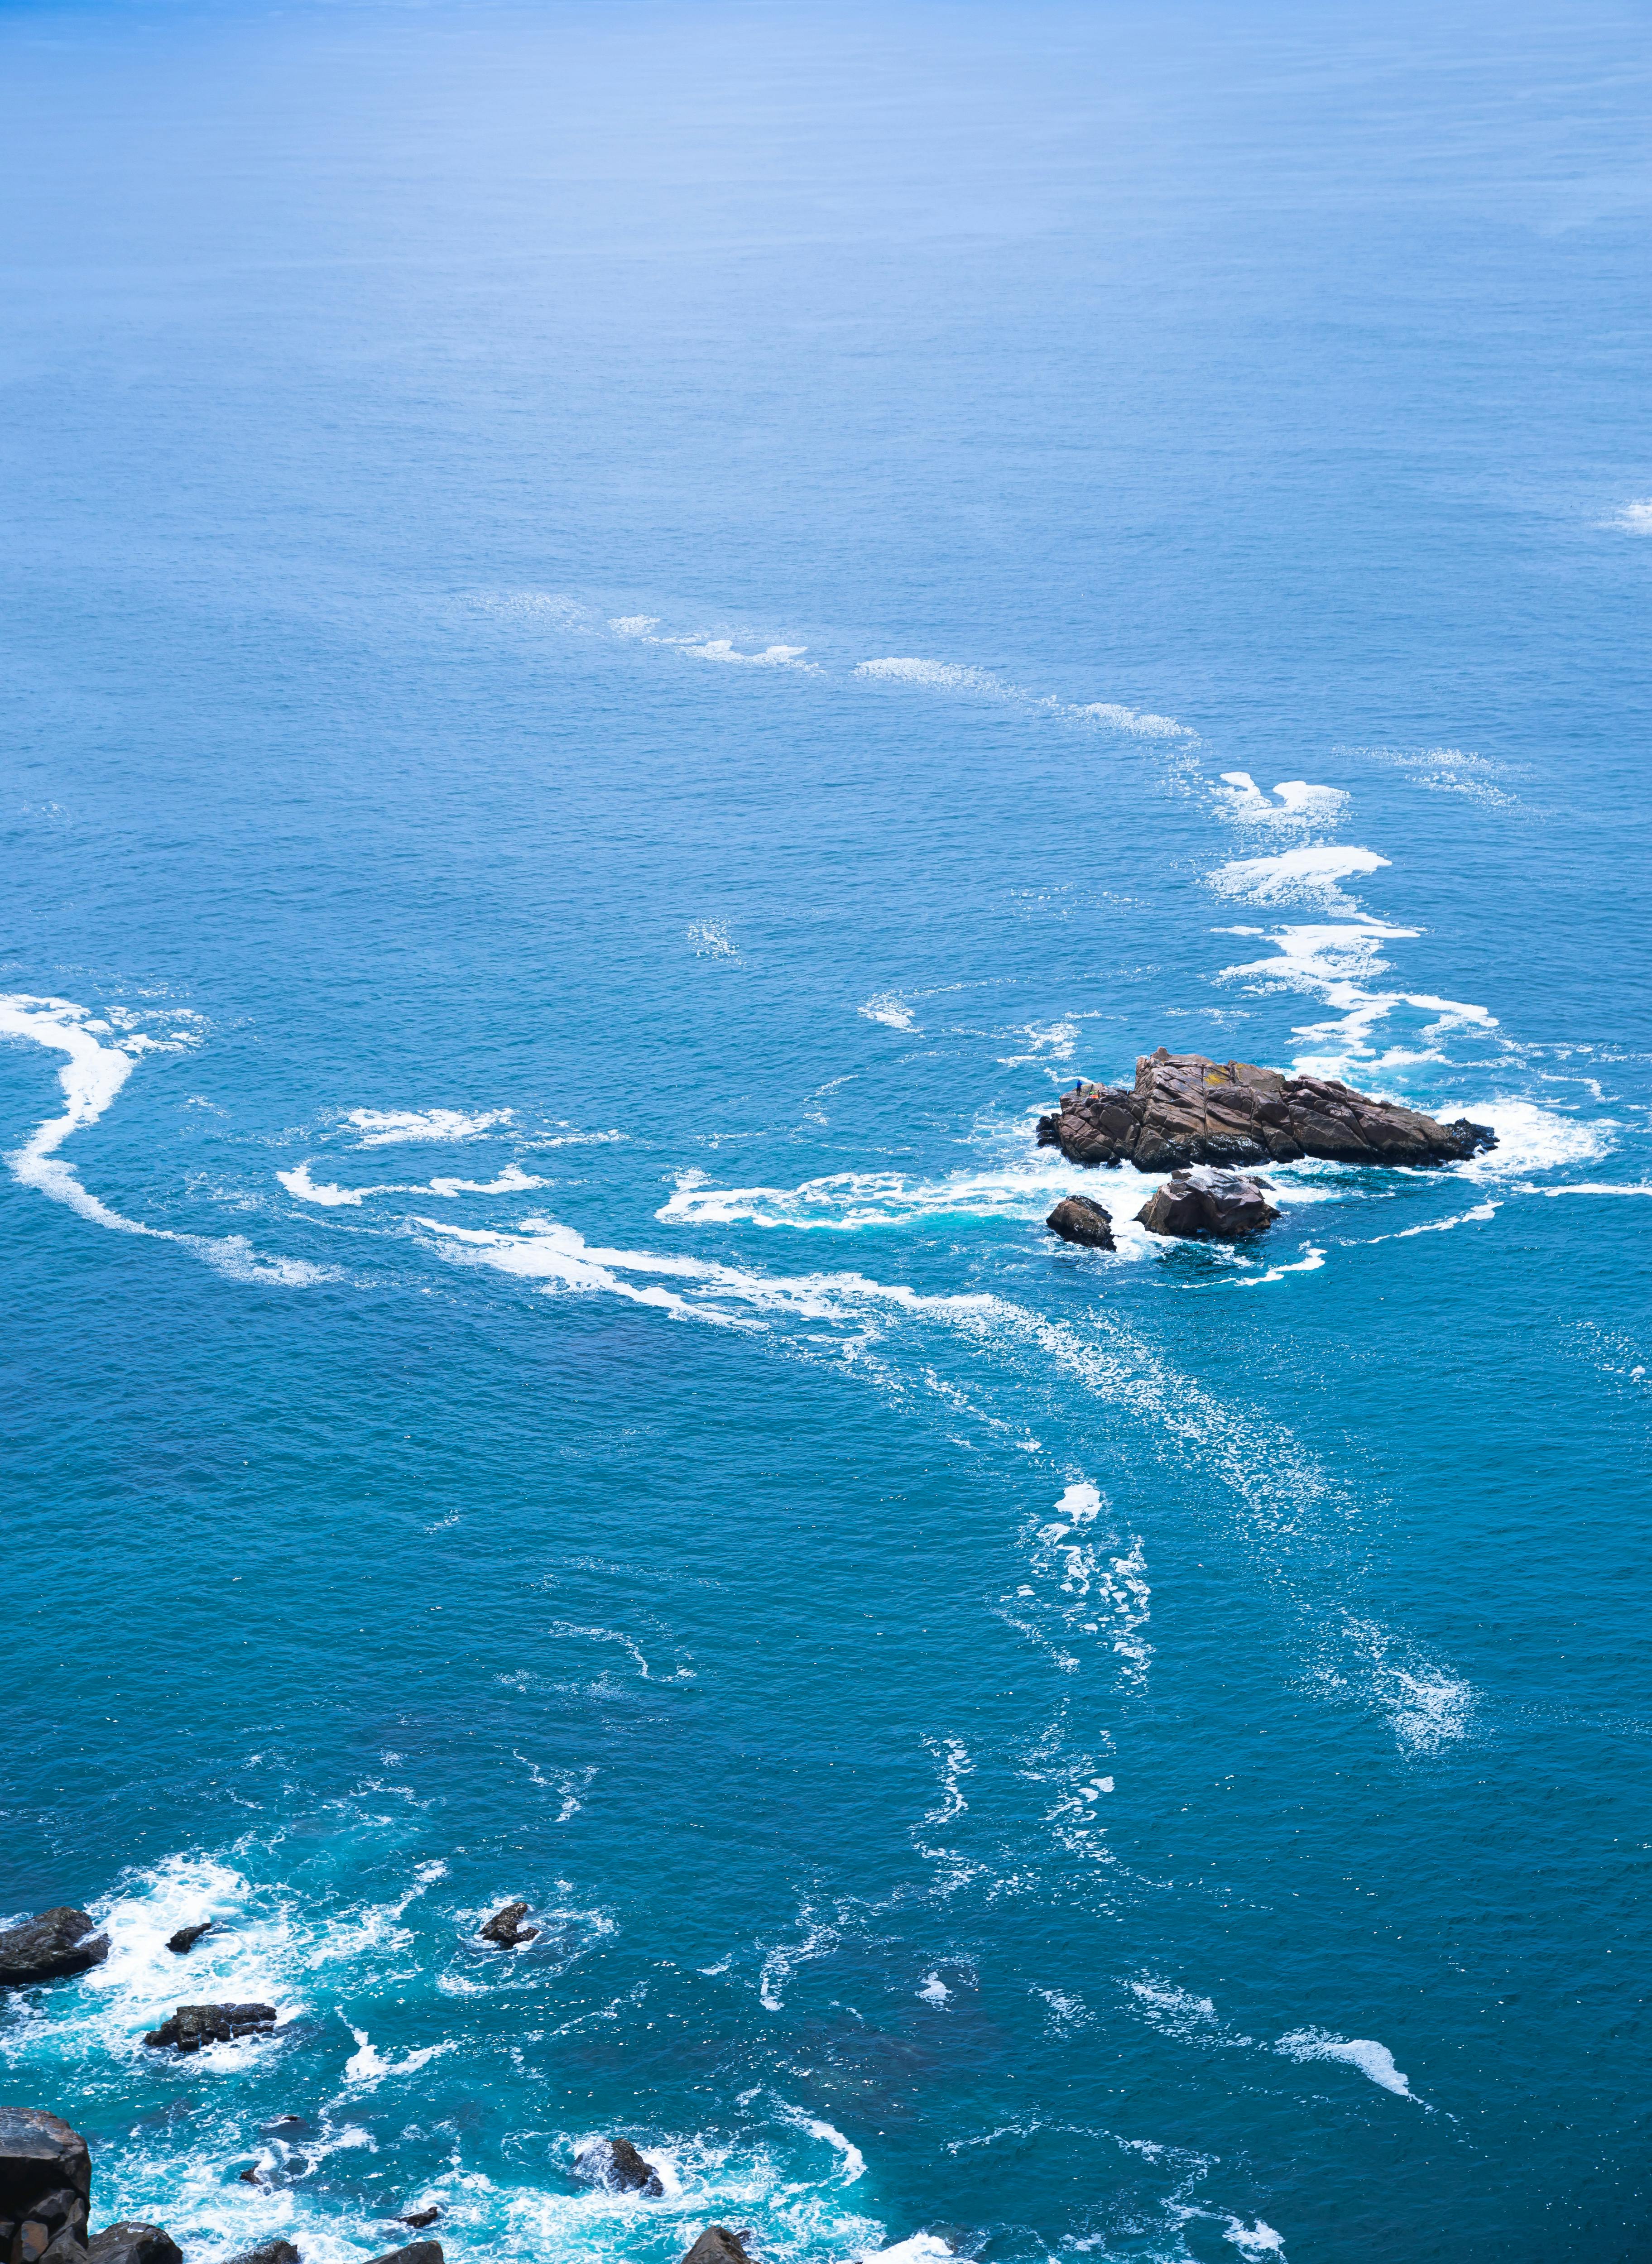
[{"x1": 2, "y1": 5, "x2": 1650, "y2": 2261}]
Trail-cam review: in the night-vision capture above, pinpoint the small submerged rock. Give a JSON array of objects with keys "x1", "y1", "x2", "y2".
[
  {"x1": 398, "y1": 2210, "x2": 441, "y2": 2231},
  {"x1": 1137, "y1": 1169, "x2": 1279, "y2": 1240},
  {"x1": 166, "y1": 1923, "x2": 213, "y2": 1956},
  {"x1": 478, "y1": 1901, "x2": 538, "y2": 1948},
  {"x1": 575, "y1": 2136, "x2": 663, "y2": 2197},
  {"x1": 680, "y1": 2232, "x2": 752, "y2": 2264},
  {"x1": 142, "y1": 2004, "x2": 277, "y2": 2053},
  {"x1": 1045, "y1": 1194, "x2": 1115, "y2": 1249},
  {"x1": 0, "y1": 1911, "x2": 110, "y2": 1988}
]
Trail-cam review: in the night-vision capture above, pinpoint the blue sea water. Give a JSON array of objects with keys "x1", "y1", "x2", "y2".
[{"x1": 1, "y1": 3, "x2": 1649, "y2": 2259}]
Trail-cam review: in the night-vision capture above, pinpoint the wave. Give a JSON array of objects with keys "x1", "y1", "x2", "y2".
[
  {"x1": 347, "y1": 1108, "x2": 512, "y2": 1146},
  {"x1": 279, "y1": 1161, "x2": 545, "y2": 1208},
  {"x1": 1215, "y1": 773, "x2": 1350, "y2": 827},
  {"x1": 1206, "y1": 844, "x2": 1391, "y2": 913}
]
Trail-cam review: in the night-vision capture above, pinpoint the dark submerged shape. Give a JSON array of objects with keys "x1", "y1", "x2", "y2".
[
  {"x1": 1137, "y1": 1169, "x2": 1280, "y2": 1240},
  {"x1": 1045, "y1": 1194, "x2": 1116, "y2": 1248},
  {"x1": 0, "y1": 1911, "x2": 110, "y2": 1988},
  {"x1": 1038, "y1": 1048, "x2": 1496, "y2": 1171}
]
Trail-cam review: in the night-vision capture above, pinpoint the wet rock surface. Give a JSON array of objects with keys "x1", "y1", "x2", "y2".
[
  {"x1": 0, "y1": 2110, "x2": 91, "y2": 2264},
  {"x1": 361, "y1": 2243, "x2": 442, "y2": 2264},
  {"x1": 397, "y1": 2212, "x2": 440, "y2": 2231},
  {"x1": 1137, "y1": 1168, "x2": 1280, "y2": 1240},
  {"x1": 0, "y1": 1912, "x2": 110, "y2": 1989},
  {"x1": 224, "y1": 2242, "x2": 298, "y2": 2264},
  {"x1": 1045, "y1": 1194, "x2": 1116, "y2": 1248},
  {"x1": 142, "y1": 2004, "x2": 277, "y2": 2052},
  {"x1": 87, "y1": 2226, "x2": 182, "y2": 2264},
  {"x1": 478, "y1": 1901, "x2": 538, "y2": 1947},
  {"x1": 680, "y1": 2232, "x2": 752, "y2": 2264},
  {"x1": 165, "y1": 1923, "x2": 213, "y2": 1956},
  {"x1": 575, "y1": 2137, "x2": 663, "y2": 2197},
  {"x1": 1038, "y1": 1049, "x2": 1496, "y2": 1172}
]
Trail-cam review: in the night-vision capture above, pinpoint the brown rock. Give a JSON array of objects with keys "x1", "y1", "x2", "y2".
[
  {"x1": 1137, "y1": 1169, "x2": 1279, "y2": 1240},
  {"x1": 1037, "y1": 1051, "x2": 1494, "y2": 1173},
  {"x1": 1045, "y1": 1194, "x2": 1116, "y2": 1249}
]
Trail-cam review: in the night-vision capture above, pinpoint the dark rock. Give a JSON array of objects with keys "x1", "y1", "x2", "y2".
[
  {"x1": 223, "y1": 2242, "x2": 298, "y2": 2264},
  {"x1": 88, "y1": 2225, "x2": 182, "y2": 2264},
  {"x1": 398, "y1": 2211, "x2": 440, "y2": 2232},
  {"x1": 0, "y1": 2111, "x2": 91, "y2": 2254},
  {"x1": 1137, "y1": 1169, "x2": 1279, "y2": 1241},
  {"x1": 1045, "y1": 1194, "x2": 1115, "y2": 1249},
  {"x1": 680, "y1": 2233, "x2": 751, "y2": 2264},
  {"x1": 478, "y1": 1902, "x2": 538, "y2": 1948},
  {"x1": 0, "y1": 1912, "x2": 110, "y2": 1988},
  {"x1": 235, "y1": 2170, "x2": 262, "y2": 2187},
  {"x1": 574, "y1": 2137, "x2": 663, "y2": 2197},
  {"x1": 360, "y1": 2244, "x2": 442, "y2": 2264},
  {"x1": 166, "y1": 1923, "x2": 213, "y2": 1956},
  {"x1": 1037, "y1": 1051, "x2": 1496, "y2": 1173},
  {"x1": 142, "y1": 2003, "x2": 277, "y2": 2052}
]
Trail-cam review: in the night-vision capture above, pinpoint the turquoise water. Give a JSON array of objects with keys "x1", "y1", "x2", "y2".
[{"x1": 2, "y1": 5, "x2": 1649, "y2": 2259}]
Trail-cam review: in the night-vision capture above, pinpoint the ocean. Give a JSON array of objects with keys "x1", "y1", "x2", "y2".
[{"x1": 1, "y1": 4, "x2": 1649, "y2": 2259}]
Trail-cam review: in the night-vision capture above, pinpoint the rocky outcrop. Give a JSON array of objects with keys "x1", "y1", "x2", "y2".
[
  {"x1": 398, "y1": 2212, "x2": 440, "y2": 2231},
  {"x1": 87, "y1": 2227, "x2": 181, "y2": 2264},
  {"x1": 1045, "y1": 1194, "x2": 1115, "y2": 1249},
  {"x1": 166, "y1": 1923, "x2": 212, "y2": 1956},
  {"x1": 142, "y1": 2003, "x2": 276, "y2": 2052},
  {"x1": 575, "y1": 2137, "x2": 663, "y2": 2197},
  {"x1": 0, "y1": 1911, "x2": 110, "y2": 1988},
  {"x1": 1137, "y1": 1169, "x2": 1279, "y2": 1240},
  {"x1": 1037, "y1": 1050, "x2": 1495, "y2": 1172},
  {"x1": 0, "y1": 2109, "x2": 91, "y2": 2264},
  {"x1": 680, "y1": 2233, "x2": 751, "y2": 2264},
  {"x1": 361, "y1": 2244, "x2": 442, "y2": 2264},
  {"x1": 224, "y1": 2242, "x2": 298, "y2": 2264},
  {"x1": 479, "y1": 1902, "x2": 538, "y2": 1948}
]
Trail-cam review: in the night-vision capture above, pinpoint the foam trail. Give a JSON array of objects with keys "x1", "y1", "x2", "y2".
[
  {"x1": 1275, "y1": 2027, "x2": 1418, "y2": 2102},
  {"x1": 1217, "y1": 773, "x2": 1349, "y2": 827},
  {"x1": 853, "y1": 656, "x2": 1193, "y2": 739},
  {"x1": 1208, "y1": 845, "x2": 1389, "y2": 912}
]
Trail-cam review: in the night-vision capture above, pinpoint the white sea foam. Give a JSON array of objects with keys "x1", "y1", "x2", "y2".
[
  {"x1": 679, "y1": 638, "x2": 816, "y2": 669},
  {"x1": 1542, "y1": 1181, "x2": 1652, "y2": 1198},
  {"x1": 859, "y1": 994, "x2": 917, "y2": 1031},
  {"x1": 341, "y1": 2022, "x2": 456, "y2": 2089},
  {"x1": 917, "y1": 1972, "x2": 951, "y2": 2005},
  {"x1": 279, "y1": 1161, "x2": 545, "y2": 1207},
  {"x1": 773, "y1": 2104, "x2": 864, "y2": 2184},
  {"x1": 861, "y1": 2238, "x2": 956, "y2": 2264},
  {"x1": 1458, "y1": 1101, "x2": 1611, "y2": 1179},
  {"x1": 1609, "y1": 499, "x2": 1652, "y2": 532},
  {"x1": 687, "y1": 920, "x2": 738, "y2": 959},
  {"x1": 1216, "y1": 921, "x2": 1502, "y2": 1072},
  {"x1": 348, "y1": 1108, "x2": 512, "y2": 1146},
  {"x1": 1224, "y1": 2218, "x2": 1286, "y2": 2256},
  {"x1": 853, "y1": 657, "x2": 1193, "y2": 738},
  {"x1": 1217, "y1": 773, "x2": 1349, "y2": 827},
  {"x1": 1275, "y1": 2027, "x2": 1416, "y2": 2101},
  {"x1": 1208, "y1": 844, "x2": 1390, "y2": 913}
]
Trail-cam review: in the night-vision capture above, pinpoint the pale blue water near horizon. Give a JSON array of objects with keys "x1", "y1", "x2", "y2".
[{"x1": 2, "y1": 4, "x2": 1650, "y2": 2259}]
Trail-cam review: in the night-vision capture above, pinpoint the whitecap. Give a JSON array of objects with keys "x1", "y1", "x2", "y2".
[
  {"x1": 859, "y1": 994, "x2": 917, "y2": 1031},
  {"x1": 1224, "y1": 2219, "x2": 1286, "y2": 2256},
  {"x1": 678, "y1": 638, "x2": 816, "y2": 669},
  {"x1": 348, "y1": 1108, "x2": 512, "y2": 1146},
  {"x1": 1609, "y1": 499, "x2": 1652, "y2": 532},
  {"x1": 1275, "y1": 2026, "x2": 1417, "y2": 2101},
  {"x1": 1207, "y1": 844, "x2": 1391, "y2": 912},
  {"x1": 1217, "y1": 773, "x2": 1349, "y2": 826}
]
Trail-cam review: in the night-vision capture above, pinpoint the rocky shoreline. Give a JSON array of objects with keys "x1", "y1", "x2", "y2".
[
  {"x1": 0, "y1": 1906, "x2": 883, "y2": 2264},
  {"x1": 1041, "y1": 1048, "x2": 1495, "y2": 1247}
]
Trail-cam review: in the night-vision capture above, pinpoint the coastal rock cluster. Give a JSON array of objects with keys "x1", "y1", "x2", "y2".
[
  {"x1": 1038, "y1": 1048, "x2": 1496, "y2": 1173},
  {"x1": 0, "y1": 1904, "x2": 792, "y2": 2264},
  {"x1": 1040, "y1": 1048, "x2": 1496, "y2": 1248}
]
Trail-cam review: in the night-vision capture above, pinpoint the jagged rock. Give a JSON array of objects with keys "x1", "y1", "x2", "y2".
[
  {"x1": 1137, "y1": 1169, "x2": 1279, "y2": 1240},
  {"x1": 0, "y1": 1911, "x2": 110, "y2": 1987},
  {"x1": 680, "y1": 2233, "x2": 751, "y2": 2264},
  {"x1": 88, "y1": 2226, "x2": 182, "y2": 2264},
  {"x1": 223, "y1": 2242, "x2": 298, "y2": 2264},
  {"x1": 0, "y1": 2110, "x2": 91, "y2": 2254},
  {"x1": 1037, "y1": 1050, "x2": 1495, "y2": 1172},
  {"x1": 575, "y1": 2137, "x2": 663, "y2": 2197},
  {"x1": 1045, "y1": 1194, "x2": 1115, "y2": 1249},
  {"x1": 142, "y1": 2003, "x2": 276, "y2": 2052},
  {"x1": 235, "y1": 2170, "x2": 262, "y2": 2187},
  {"x1": 166, "y1": 1923, "x2": 213, "y2": 1956},
  {"x1": 398, "y1": 2211, "x2": 440, "y2": 2231},
  {"x1": 361, "y1": 2244, "x2": 442, "y2": 2264},
  {"x1": 478, "y1": 1902, "x2": 538, "y2": 1948}
]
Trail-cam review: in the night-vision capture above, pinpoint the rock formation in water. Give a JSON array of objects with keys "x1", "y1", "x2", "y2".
[
  {"x1": 479, "y1": 1901, "x2": 538, "y2": 1947},
  {"x1": 224, "y1": 2242, "x2": 298, "y2": 2264},
  {"x1": 575, "y1": 2137, "x2": 664, "y2": 2197},
  {"x1": 87, "y1": 2227, "x2": 181, "y2": 2264},
  {"x1": 0, "y1": 2108, "x2": 91, "y2": 2264},
  {"x1": 398, "y1": 2211, "x2": 441, "y2": 2231},
  {"x1": 680, "y1": 2233, "x2": 752, "y2": 2264},
  {"x1": 362, "y1": 2243, "x2": 442, "y2": 2264},
  {"x1": 165, "y1": 1923, "x2": 213, "y2": 1956},
  {"x1": 0, "y1": 1911, "x2": 110, "y2": 1988},
  {"x1": 142, "y1": 2003, "x2": 277, "y2": 2052},
  {"x1": 1045, "y1": 1194, "x2": 1116, "y2": 1248},
  {"x1": 1137, "y1": 1169, "x2": 1279, "y2": 1239},
  {"x1": 1037, "y1": 1049, "x2": 1495, "y2": 1171}
]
